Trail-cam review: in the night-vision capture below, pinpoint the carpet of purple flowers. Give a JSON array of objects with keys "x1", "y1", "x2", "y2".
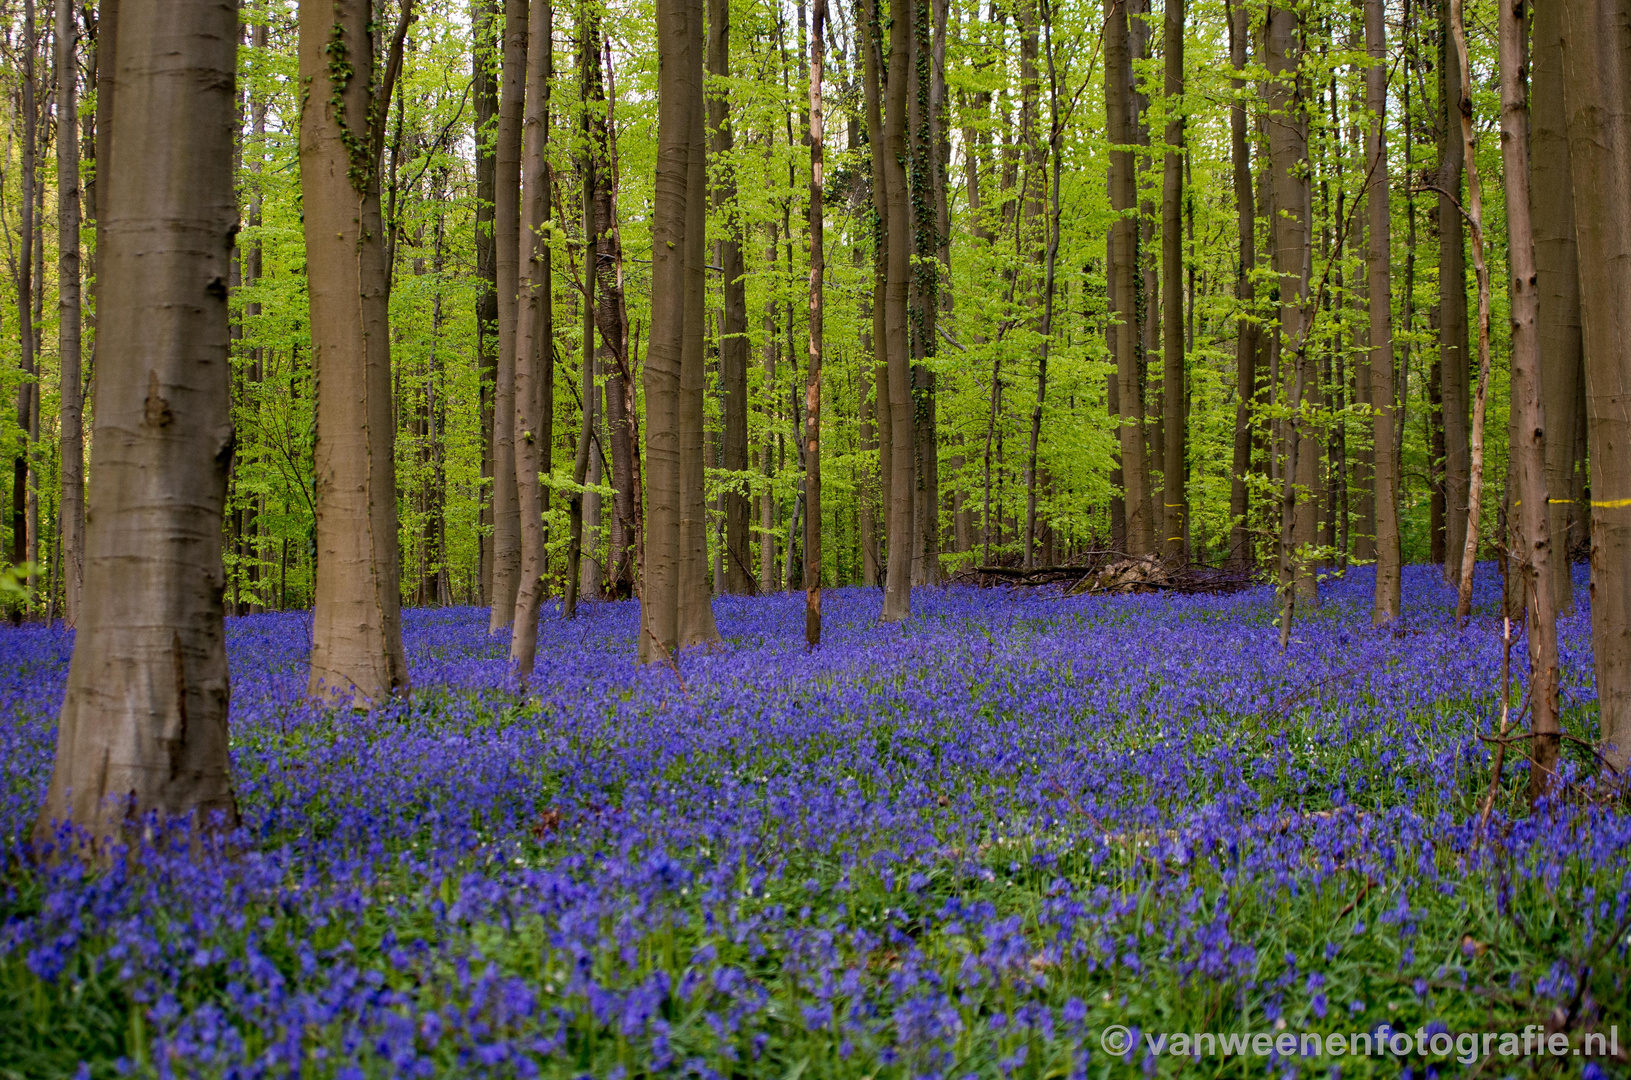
[{"x1": 1, "y1": 565, "x2": 1628, "y2": 1078}]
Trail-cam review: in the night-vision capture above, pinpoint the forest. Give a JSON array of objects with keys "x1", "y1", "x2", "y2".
[{"x1": 1, "y1": 0, "x2": 1630, "y2": 1074}]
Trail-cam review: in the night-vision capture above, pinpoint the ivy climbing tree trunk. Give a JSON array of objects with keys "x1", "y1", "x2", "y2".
[
  {"x1": 35, "y1": 0, "x2": 240, "y2": 849},
  {"x1": 299, "y1": 0, "x2": 409, "y2": 703}
]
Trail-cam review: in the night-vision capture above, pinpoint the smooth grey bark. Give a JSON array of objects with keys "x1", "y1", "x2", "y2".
[
  {"x1": 510, "y1": 0, "x2": 553, "y2": 677},
  {"x1": 880, "y1": 0, "x2": 915, "y2": 621},
  {"x1": 1531, "y1": 0, "x2": 1582, "y2": 614},
  {"x1": 1559, "y1": 0, "x2": 1631, "y2": 771},
  {"x1": 35, "y1": 0, "x2": 240, "y2": 849},
  {"x1": 488, "y1": 0, "x2": 526, "y2": 631},
  {"x1": 1368, "y1": 0, "x2": 1401, "y2": 622}
]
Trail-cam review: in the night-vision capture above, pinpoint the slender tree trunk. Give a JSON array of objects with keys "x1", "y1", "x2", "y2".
[
  {"x1": 1531, "y1": 0, "x2": 1581, "y2": 614},
  {"x1": 1227, "y1": 0, "x2": 1256, "y2": 570},
  {"x1": 35, "y1": 0, "x2": 240, "y2": 848},
  {"x1": 580, "y1": 370, "x2": 603, "y2": 596},
  {"x1": 1107, "y1": 0, "x2": 1152, "y2": 556},
  {"x1": 566, "y1": 10, "x2": 602, "y2": 619},
  {"x1": 908, "y1": 0, "x2": 939, "y2": 587},
  {"x1": 1161, "y1": 0, "x2": 1187, "y2": 565},
  {"x1": 1495, "y1": 0, "x2": 1560, "y2": 800},
  {"x1": 1439, "y1": 0, "x2": 1471, "y2": 581},
  {"x1": 57, "y1": 0, "x2": 83, "y2": 626},
  {"x1": 300, "y1": 0, "x2": 409, "y2": 703},
  {"x1": 1449, "y1": 0, "x2": 1493, "y2": 626},
  {"x1": 862, "y1": 0, "x2": 888, "y2": 587},
  {"x1": 805, "y1": 0, "x2": 825, "y2": 647},
  {"x1": 510, "y1": 0, "x2": 553, "y2": 676},
  {"x1": 880, "y1": 0, "x2": 915, "y2": 620},
  {"x1": 14, "y1": 0, "x2": 38, "y2": 617},
  {"x1": 489, "y1": 0, "x2": 526, "y2": 631},
  {"x1": 709, "y1": 0, "x2": 750, "y2": 595},
  {"x1": 474, "y1": 0, "x2": 500, "y2": 605},
  {"x1": 1559, "y1": 0, "x2": 1631, "y2": 771},
  {"x1": 1368, "y1": 0, "x2": 1401, "y2": 621},
  {"x1": 1264, "y1": 1, "x2": 1316, "y2": 617}
]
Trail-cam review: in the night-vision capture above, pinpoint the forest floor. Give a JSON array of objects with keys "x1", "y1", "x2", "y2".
[{"x1": 1, "y1": 566, "x2": 1628, "y2": 1078}]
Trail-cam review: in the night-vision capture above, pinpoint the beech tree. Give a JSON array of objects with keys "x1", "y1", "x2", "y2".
[
  {"x1": 35, "y1": 0, "x2": 239, "y2": 847},
  {"x1": 509, "y1": 0, "x2": 553, "y2": 678},
  {"x1": 56, "y1": 0, "x2": 83, "y2": 627},
  {"x1": 1560, "y1": 0, "x2": 1631, "y2": 771},
  {"x1": 641, "y1": 0, "x2": 719, "y2": 660},
  {"x1": 299, "y1": 0, "x2": 410, "y2": 702}
]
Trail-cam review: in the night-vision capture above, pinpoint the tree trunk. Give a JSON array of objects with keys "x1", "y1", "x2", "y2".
[
  {"x1": 880, "y1": 0, "x2": 915, "y2": 620},
  {"x1": 1449, "y1": 0, "x2": 1494, "y2": 626},
  {"x1": 1161, "y1": 0, "x2": 1187, "y2": 565},
  {"x1": 14, "y1": 0, "x2": 38, "y2": 618},
  {"x1": 1227, "y1": 0, "x2": 1256, "y2": 570},
  {"x1": 589, "y1": 48, "x2": 640, "y2": 598},
  {"x1": 642, "y1": 0, "x2": 718, "y2": 659},
  {"x1": 862, "y1": 0, "x2": 888, "y2": 588},
  {"x1": 510, "y1": 0, "x2": 553, "y2": 677},
  {"x1": 57, "y1": 0, "x2": 83, "y2": 627},
  {"x1": 709, "y1": 0, "x2": 750, "y2": 595},
  {"x1": 489, "y1": 0, "x2": 526, "y2": 631},
  {"x1": 805, "y1": 0, "x2": 825, "y2": 647},
  {"x1": 1368, "y1": 0, "x2": 1401, "y2": 622},
  {"x1": 473, "y1": 0, "x2": 500, "y2": 605},
  {"x1": 1439, "y1": 0, "x2": 1472, "y2": 582},
  {"x1": 1106, "y1": 0, "x2": 1152, "y2": 556},
  {"x1": 908, "y1": 0, "x2": 940, "y2": 587},
  {"x1": 300, "y1": 0, "x2": 409, "y2": 703},
  {"x1": 35, "y1": 0, "x2": 240, "y2": 849},
  {"x1": 563, "y1": 83, "x2": 595, "y2": 620},
  {"x1": 1496, "y1": 0, "x2": 1561, "y2": 801},
  {"x1": 1263, "y1": 1, "x2": 1316, "y2": 616},
  {"x1": 1531, "y1": 0, "x2": 1582, "y2": 615},
  {"x1": 1559, "y1": 0, "x2": 1631, "y2": 772}
]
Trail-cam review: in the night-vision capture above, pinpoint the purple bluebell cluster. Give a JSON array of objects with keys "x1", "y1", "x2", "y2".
[{"x1": 1, "y1": 564, "x2": 1626, "y2": 1078}]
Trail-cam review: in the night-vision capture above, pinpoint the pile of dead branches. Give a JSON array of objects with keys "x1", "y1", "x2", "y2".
[{"x1": 951, "y1": 550, "x2": 1262, "y2": 595}]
